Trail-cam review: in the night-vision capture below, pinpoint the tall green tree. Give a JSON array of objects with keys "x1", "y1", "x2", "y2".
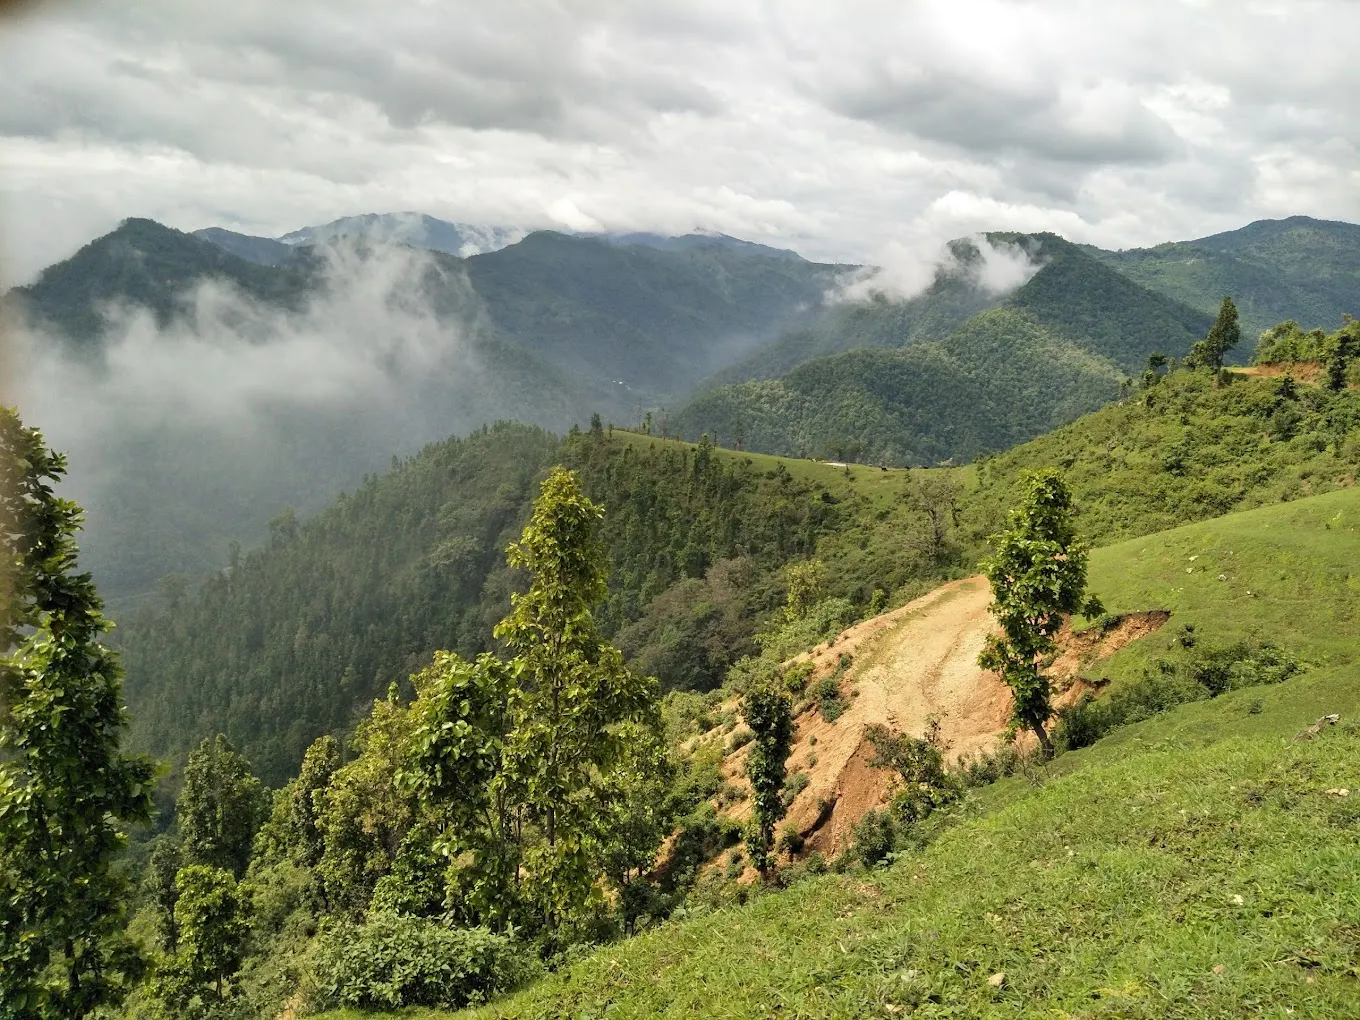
[
  {"x1": 178, "y1": 734, "x2": 269, "y2": 879},
  {"x1": 0, "y1": 407, "x2": 155, "y2": 1020},
  {"x1": 152, "y1": 864, "x2": 249, "y2": 1010},
  {"x1": 495, "y1": 467, "x2": 661, "y2": 932},
  {"x1": 742, "y1": 680, "x2": 793, "y2": 877},
  {"x1": 1186, "y1": 296, "x2": 1241, "y2": 374},
  {"x1": 978, "y1": 469, "x2": 1103, "y2": 755},
  {"x1": 1327, "y1": 321, "x2": 1355, "y2": 392}
]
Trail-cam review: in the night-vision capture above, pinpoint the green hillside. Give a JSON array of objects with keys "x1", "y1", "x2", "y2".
[
  {"x1": 118, "y1": 366, "x2": 1360, "y2": 785},
  {"x1": 1093, "y1": 215, "x2": 1360, "y2": 343},
  {"x1": 316, "y1": 486, "x2": 1360, "y2": 1020},
  {"x1": 674, "y1": 237, "x2": 1213, "y2": 465},
  {"x1": 671, "y1": 307, "x2": 1126, "y2": 465}
]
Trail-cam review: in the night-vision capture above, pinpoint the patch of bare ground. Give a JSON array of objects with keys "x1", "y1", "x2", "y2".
[{"x1": 703, "y1": 579, "x2": 1170, "y2": 864}]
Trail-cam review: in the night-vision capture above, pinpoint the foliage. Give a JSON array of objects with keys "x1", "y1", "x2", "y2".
[
  {"x1": 1056, "y1": 642, "x2": 1300, "y2": 751},
  {"x1": 305, "y1": 913, "x2": 538, "y2": 1012},
  {"x1": 163, "y1": 865, "x2": 250, "y2": 1006},
  {"x1": 494, "y1": 467, "x2": 662, "y2": 932},
  {"x1": 1185, "y1": 296, "x2": 1241, "y2": 372},
  {"x1": 978, "y1": 470, "x2": 1103, "y2": 751},
  {"x1": 741, "y1": 680, "x2": 794, "y2": 876},
  {"x1": 178, "y1": 734, "x2": 270, "y2": 878},
  {"x1": 863, "y1": 724, "x2": 958, "y2": 824},
  {"x1": 0, "y1": 406, "x2": 155, "y2": 1020}
]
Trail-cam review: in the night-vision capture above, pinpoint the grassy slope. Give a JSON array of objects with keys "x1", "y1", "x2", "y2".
[{"x1": 322, "y1": 486, "x2": 1360, "y2": 1019}]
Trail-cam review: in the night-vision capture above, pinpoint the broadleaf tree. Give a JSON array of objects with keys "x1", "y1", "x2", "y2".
[
  {"x1": 0, "y1": 407, "x2": 156, "y2": 1020},
  {"x1": 742, "y1": 679, "x2": 793, "y2": 877},
  {"x1": 978, "y1": 469, "x2": 1103, "y2": 755}
]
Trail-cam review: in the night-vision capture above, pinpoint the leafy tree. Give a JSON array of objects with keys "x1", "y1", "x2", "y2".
[
  {"x1": 902, "y1": 473, "x2": 961, "y2": 564},
  {"x1": 978, "y1": 469, "x2": 1103, "y2": 754},
  {"x1": 165, "y1": 865, "x2": 249, "y2": 1005},
  {"x1": 1186, "y1": 296, "x2": 1241, "y2": 374},
  {"x1": 178, "y1": 734, "x2": 270, "y2": 878},
  {"x1": 1327, "y1": 322, "x2": 1355, "y2": 392},
  {"x1": 495, "y1": 467, "x2": 661, "y2": 932},
  {"x1": 0, "y1": 407, "x2": 155, "y2": 1019},
  {"x1": 146, "y1": 839, "x2": 185, "y2": 952},
  {"x1": 783, "y1": 559, "x2": 829, "y2": 620},
  {"x1": 316, "y1": 690, "x2": 417, "y2": 916},
  {"x1": 400, "y1": 651, "x2": 518, "y2": 928},
  {"x1": 287, "y1": 734, "x2": 340, "y2": 868},
  {"x1": 741, "y1": 680, "x2": 793, "y2": 876}
]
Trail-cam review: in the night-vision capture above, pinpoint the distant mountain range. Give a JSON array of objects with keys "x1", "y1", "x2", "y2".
[{"x1": 3, "y1": 211, "x2": 1355, "y2": 600}]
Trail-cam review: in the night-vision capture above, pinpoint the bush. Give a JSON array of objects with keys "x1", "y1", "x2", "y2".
[
  {"x1": 726, "y1": 727, "x2": 755, "y2": 753},
  {"x1": 814, "y1": 677, "x2": 847, "y2": 722},
  {"x1": 1055, "y1": 642, "x2": 1301, "y2": 752},
  {"x1": 305, "y1": 913, "x2": 538, "y2": 1012},
  {"x1": 780, "y1": 771, "x2": 810, "y2": 808},
  {"x1": 850, "y1": 809, "x2": 896, "y2": 867}
]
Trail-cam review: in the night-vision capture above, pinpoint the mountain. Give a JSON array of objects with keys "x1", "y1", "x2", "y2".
[
  {"x1": 276, "y1": 212, "x2": 523, "y2": 257},
  {"x1": 597, "y1": 231, "x2": 805, "y2": 261},
  {"x1": 1091, "y1": 215, "x2": 1360, "y2": 344},
  {"x1": 6, "y1": 218, "x2": 311, "y2": 349},
  {"x1": 191, "y1": 227, "x2": 296, "y2": 266},
  {"x1": 670, "y1": 307, "x2": 1125, "y2": 465},
  {"x1": 5, "y1": 218, "x2": 847, "y2": 600},
  {"x1": 673, "y1": 236, "x2": 1214, "y2": 464},
  {"x1": 458, "y1": 230, "x2": 849, "y2": 399}
]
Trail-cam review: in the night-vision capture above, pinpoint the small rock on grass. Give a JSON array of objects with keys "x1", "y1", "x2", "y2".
[{"x1": 988, "y1": 972, "x2": 1007, "y2": 988}]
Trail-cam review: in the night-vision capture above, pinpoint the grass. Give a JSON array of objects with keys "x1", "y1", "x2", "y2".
[
  {"x1": 610, "y1": 428, "x2": 921, "y2": 509},
  {"x1": 315, "y1": 485, "x2": 1360, "y2": 1019},
  {"x1": 1080, "y1": 485, "x2": 1360, "y2": 686}
]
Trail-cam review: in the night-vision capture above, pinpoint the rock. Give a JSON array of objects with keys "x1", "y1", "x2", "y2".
[
  {"x1": 1213, "y1": 964, "x2": 1226, "y2": 975},
  {"x1": 988, "y1": 972, "x2": 1007, "y2": 988},
  {"x1": 1325, "y1": 788, "x2": 1351, "y2": 797}
]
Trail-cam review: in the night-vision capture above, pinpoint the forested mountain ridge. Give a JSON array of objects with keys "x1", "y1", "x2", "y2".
[
  {"x1": 671, "y1": 307, "x2": 1127, "y2": 465},
  {"x1": 1090, "y1": 215, "x2": 1360, "y2": 342},
  {"x1": 670, "y1": 236, "x2": 1214, "y2": 465}
]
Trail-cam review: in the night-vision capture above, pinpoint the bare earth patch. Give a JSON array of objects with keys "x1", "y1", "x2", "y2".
[{"x1": 711, "y1": 578, "x2": 1170, "y2": 860}]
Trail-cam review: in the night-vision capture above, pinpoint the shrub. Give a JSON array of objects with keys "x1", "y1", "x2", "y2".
[
  {"x1": 851, "y1": 809, "x2": 896, "y2": 867},
  {"x1": 726, "y1": 727, "x2": 755, "y2": 753},
  {"x1": 814, "y1": 677, "x2": 847, "y2": 722},
  {"x1": 780, "y1": 771, "x2": 810, "y2": 808},
  {"x1": 783, "y1": 661, "x2": 814, "y2": 694},
  {"x1": 305, "y1": 913, "x2": 538, "y2": 1011},
  {"x1": 1055, "y1": 642, "x2": 1300, "y2": 752}
]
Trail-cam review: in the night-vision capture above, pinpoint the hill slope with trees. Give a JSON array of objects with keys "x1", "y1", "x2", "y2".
[{"x1": 1091, "y1": 215, "x2": 1360, "y2": 342}]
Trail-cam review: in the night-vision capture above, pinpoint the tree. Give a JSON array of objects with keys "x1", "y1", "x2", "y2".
[
  {"x1": 742, "y1": 680, "x2": 793, "y2": 876},
  {"x1": 1327, "y1": 323, "x2": 1355, "y2": 392},
  {"x1": 146, "y1": 838, "x2": 184, "y2": 952},
  {"x1": 1186, "y1": 296, "x2": 1241, "y2": 376},
  {"x1": 978, "y1": 469, "x2": 1103, "y2": 755},
  {"x1": 495, "y1": 467, "x2": 661, "y2": 932},
  {"x1": 783, "y1": 559, "x2": 829, "y2": 620},
  {"x1": 165, "y1": 865, "x2": 249, "y2": 1005},
  {"x1": 178, "y1": 734, "x2": 269, "y2": 878},
  {"x1": 901, "y1": 473, "x2": 961, "y2": 564},
  {"x1": 0, "y1": 407, "x2": 156, "y2": 1019}
]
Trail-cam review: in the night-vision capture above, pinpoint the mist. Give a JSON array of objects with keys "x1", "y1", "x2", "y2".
[
  {"x1": 6, "y1": 240, "x2": 584, "y2": 603},
  {"x1": 831, "y1": 232, "x2": 1045, "y2": 304}
]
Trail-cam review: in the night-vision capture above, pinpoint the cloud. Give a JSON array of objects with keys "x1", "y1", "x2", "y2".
[
  {"x1": 829, "y1": 231, "x2": 1043, "y2": 305},
  {"x1": 3, "y1": 0, "x2": 1360, "y2": 283},
  {"x1": 2, "y1": 238, "x2": 575, "y2": 590}
]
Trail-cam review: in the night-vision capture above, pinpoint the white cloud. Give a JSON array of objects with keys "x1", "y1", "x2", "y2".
[{"x1": 2, "y1": 0, "x2": 1359, "y2": 282}]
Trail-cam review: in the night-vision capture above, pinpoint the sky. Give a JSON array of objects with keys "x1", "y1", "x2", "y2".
[{"x1": 2, "y1": 0, "x2": 1359, "y2": 283}]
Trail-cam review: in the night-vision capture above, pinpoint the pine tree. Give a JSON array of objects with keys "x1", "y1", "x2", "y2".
[
  {"x1": 0, "y1": 407, "x2": 155, "y2": 1019},
  {"x1": 978, "y1": 469, "x2": 1103, "y2": 754}
]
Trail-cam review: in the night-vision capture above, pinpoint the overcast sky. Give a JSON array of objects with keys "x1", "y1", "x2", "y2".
[{"x1": 2, "y1": 0, "x2": 1358, "y2": 283}]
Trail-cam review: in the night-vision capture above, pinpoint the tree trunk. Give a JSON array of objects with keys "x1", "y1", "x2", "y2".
[{"x1": 1031, "y1": 720, "x2": 1054, "y2": 758}]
